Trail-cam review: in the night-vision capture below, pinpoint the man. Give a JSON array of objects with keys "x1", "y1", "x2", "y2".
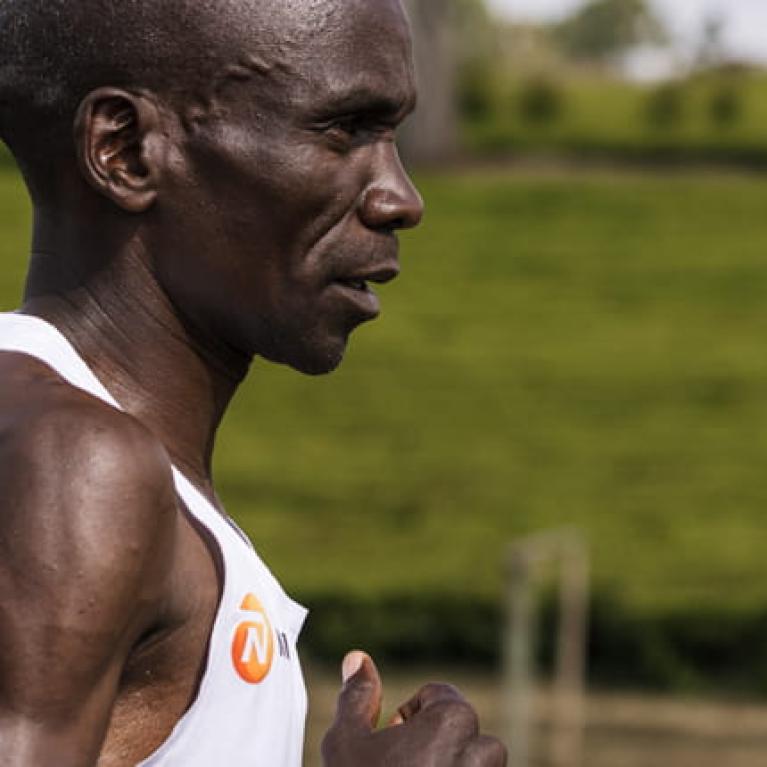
[{"x1": 0, "y1": 1, "x2": 507, "y2": 765}]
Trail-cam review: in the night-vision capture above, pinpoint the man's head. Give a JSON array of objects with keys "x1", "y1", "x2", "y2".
[
  {"x1": 1, "y1": 1, "x2": 230, "y2": 186},
  {"x1": 1, "y1": 0, "x2": 423, "y2": 374}
]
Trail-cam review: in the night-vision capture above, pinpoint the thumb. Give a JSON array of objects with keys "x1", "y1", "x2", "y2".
[{"x1": 332, "y1": 650, "x2": 383, "y2": 732}]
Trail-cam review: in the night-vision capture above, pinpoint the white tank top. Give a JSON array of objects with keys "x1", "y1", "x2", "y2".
[{"x1": 0, "y1": 312, "x2": 308, "y2": 767}]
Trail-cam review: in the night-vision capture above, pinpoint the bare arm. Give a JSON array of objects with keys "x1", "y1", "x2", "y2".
[{"x1": 0, "y1": 398, "x2": 177, "y2": 766}]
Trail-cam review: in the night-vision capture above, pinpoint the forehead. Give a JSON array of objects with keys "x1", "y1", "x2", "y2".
[
  {"x1": 234, "y1": 0, "x2": 416, "y2": 114},
  {"x1": 305, "y1": 1, "x2": 413, "y2": 75}
]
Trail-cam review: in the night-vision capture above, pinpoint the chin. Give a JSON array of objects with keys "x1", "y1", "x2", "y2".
[
  {"x1": 264, "y1": 335, "x2": 349, "y2": 377},
  {"x1": 292, "y1": 356, "x2": 345, "y2": 376},
  {"x1": 252, "y1": 312, "x2": 368, "y2": 375}
]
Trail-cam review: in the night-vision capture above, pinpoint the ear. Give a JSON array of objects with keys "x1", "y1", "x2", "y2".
[{"x1": 74, "y1": 88, "x2": 164, "y2": 213}]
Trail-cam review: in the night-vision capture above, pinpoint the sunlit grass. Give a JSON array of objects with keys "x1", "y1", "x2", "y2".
[{"x1": 3, "y1": 165, "x2": 767, "y2": 618}]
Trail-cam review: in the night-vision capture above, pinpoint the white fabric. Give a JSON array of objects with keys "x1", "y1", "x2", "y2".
[{"x1": 0, "y1": 312, "x2": 308, "y2": 767}]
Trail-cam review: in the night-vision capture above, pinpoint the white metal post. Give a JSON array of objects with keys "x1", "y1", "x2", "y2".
[{"x1": 504, "y1": 530, "x2": 590, "y2": 767}]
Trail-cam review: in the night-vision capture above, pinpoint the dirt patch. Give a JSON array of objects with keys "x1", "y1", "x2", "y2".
[{"x1": 303, "y1": 665, "x2": 767, "y2": 767}]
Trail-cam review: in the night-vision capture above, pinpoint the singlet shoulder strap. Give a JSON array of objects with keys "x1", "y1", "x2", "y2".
[
  {"x1": 0, "y1": 313, "x2": 220, "y2": 533},
  {"x1": 0, "y1": 312, "x2": 122, "y2": 410}
]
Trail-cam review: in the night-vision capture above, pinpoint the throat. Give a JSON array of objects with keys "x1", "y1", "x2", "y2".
[{"x1": 22, "y1": 289, "x2": 247, "y2": 491}]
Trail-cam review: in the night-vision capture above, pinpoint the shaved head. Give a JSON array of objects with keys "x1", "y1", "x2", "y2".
[
  {"x1": 0, "y1": 1, "x2": 247, "y2": 152},
  {"x1": 0, "y1": 0, "x2": 411, "y2": 196},
  {"x1": 0, "y1": 0, "x2": 338, "y2": 170}
]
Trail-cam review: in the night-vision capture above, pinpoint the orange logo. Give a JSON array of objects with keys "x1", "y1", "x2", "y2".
[{"x1": 232, "y1": 593, "x2": 274, "y2": 684}]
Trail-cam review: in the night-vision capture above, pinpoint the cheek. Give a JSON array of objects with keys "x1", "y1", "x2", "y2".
[
  {"x1": 256, "y1": 145, "x2": 365, "y2": 258},
  {"x1": 196, "y1": 124, "x2": 365, "y2": 240},
  {"x1": 170, "y1": 129, "x2": 372, "y2": 320}
]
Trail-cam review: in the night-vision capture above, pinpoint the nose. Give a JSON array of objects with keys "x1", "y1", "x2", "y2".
[{"x1": 359, "y1": 144, "x2": 424, "y2": 232}]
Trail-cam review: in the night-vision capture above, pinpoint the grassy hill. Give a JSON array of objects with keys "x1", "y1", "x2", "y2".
[
  {"x1": 3, "y1": 163, "x2": 767, "y2": 688},
  {"x1": 218, "y1": 168, "x2": 767, "y2": 615}
]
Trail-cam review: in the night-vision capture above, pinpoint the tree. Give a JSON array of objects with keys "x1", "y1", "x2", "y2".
[
  {"x1": 399, "y1": 0, "x2": 458, "y2": 163},
  {"x1": 554, "y1": 0, "x2": 667, "y2": 64},
  {"x1": 400, "y1": 0, "x2": 496, "y2": 162},
  {"x1": 453, "y1": 0, "x2": 500, "y2": 122},
  {"x1": 695, "y1": 14, "x2": 726, "y2": 71}
]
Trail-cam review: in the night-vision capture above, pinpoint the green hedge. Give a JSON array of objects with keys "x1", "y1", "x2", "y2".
[
  {"x1": 462, "y1": 70, "x2": 767, "y2": 168},
  {"x1": 462, "y1": 137, "x2": 767, "y2": 170},
  {"x1": 299, "y1": 591, "x2": 767, "y2": 695}
]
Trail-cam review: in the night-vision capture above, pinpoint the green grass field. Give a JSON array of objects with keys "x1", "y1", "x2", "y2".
[{"x1": 3, "y1": 164, "x2": 767, "y2": 622}]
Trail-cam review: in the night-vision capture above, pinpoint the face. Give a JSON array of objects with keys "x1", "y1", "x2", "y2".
[{"x1": 157, "y1": 0, "x2": 423, "y2": 375}]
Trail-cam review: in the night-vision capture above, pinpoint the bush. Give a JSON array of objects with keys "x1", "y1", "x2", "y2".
[
  {"x1": 517, "y1": 77, "x2": 566, "y2": 126},
  {"x1": 298, "y1": 590, "x2": 767, "y2": 696},
  {"x1": 300, "y1": 593, "x2": 501, "y2": 668},
  {"x1": 708, "y1": 82, "x2": 742, "y2": 128},
  {"x1": 644, "y1": 83, "x2": 685, "y2": 129},
  {"x1": 458, "y1": 61, "x2": 497, "y2": 122}
]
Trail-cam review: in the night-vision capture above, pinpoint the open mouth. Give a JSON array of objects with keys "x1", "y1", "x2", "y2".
[
  {"x1": 335, "y1": 266, "x2": 400, "y2": 292},
  {"x1": 330, "y1": 265, "x2": 400, "y2": 317},
  {"x1": 336, "y1": 278, "x2": 370, "y2": 292}
]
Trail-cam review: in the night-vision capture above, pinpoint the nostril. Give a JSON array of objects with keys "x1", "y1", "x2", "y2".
[{"x1": 360, "y1": 187, "x2": 423, "y2": 232}]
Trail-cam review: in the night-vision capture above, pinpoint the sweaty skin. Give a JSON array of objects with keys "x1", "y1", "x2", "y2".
[{"x1": 0, "y1": 1, "x2": 506, "y2": 765}]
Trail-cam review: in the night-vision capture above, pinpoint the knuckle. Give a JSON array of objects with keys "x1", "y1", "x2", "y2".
[
  {"x1": 485, "y1": 738, "x2": 508, "y2": 766},
  {"x1": 348, "y1": 677, "x2": 377, "y2": 698},
  {"x1": 335, "y1": 679, "x2": 376, "y2": 718},
  {"x1": 421, "y1": 682, "x2": 464, "y2": 701},
  {"x1": 463, "y1": 736, "x2": 508, "y2": 767},
  {"x1": 431, "y1": 698, "x2": 480, "y2": 735}
]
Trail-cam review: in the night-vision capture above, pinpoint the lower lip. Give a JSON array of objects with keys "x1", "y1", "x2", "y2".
[{"x1": 330, "y1": 282, "x2": 381, "y2": 317}]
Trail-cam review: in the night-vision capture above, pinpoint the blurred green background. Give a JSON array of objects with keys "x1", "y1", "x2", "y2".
[{"x1": 3, "y1": 0, "x2": 767, "y2": 701}]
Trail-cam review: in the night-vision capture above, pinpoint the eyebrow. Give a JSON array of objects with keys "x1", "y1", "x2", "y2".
[{"x1": 317, "y1": 85, "x2": 416, "y2": 119}]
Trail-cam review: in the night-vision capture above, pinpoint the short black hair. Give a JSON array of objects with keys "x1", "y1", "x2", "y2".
[{"x1": 0, "y1": 1, "x2": 250, "y2": 170}]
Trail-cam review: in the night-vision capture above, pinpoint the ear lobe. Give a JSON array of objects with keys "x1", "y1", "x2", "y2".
[{"x1": 75, "y1": 88, "x2": 162, "y2": 213}]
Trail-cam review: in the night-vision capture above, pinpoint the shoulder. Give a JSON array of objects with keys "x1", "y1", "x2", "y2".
[
  {"x1": 0, "y1": 354, "x2": 178, "y2": 748},
  {"x1": 0, "y1": 352, "x2": 177, "y2": 610},
  {"x1": 0, "y1": 351, "x2": 175, "y2": 516},
  {"x1": 0, "y1": 350, "x2": 169, "y2": 472}
]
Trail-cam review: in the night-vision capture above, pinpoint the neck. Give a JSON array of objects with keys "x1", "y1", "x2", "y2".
[{"x1": 22, "y1": 210, "x2": 251, "y2": 492}]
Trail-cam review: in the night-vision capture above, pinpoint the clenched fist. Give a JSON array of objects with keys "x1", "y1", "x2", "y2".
[{"x1": 322, "y1": 652, "x2": 508, "y2": 767}]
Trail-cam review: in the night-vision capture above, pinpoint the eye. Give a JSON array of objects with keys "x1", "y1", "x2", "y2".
[
  {"x1": 324, "y1": 116, "x2": 366, "y2": 145},
  {"x1": 319, "y1": 114, "x2": 396, "y2": 152}
]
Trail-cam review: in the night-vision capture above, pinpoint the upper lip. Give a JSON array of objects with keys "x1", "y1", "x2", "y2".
[{"x1": 335, "y1": 263, "x2": 400, "y2": 286}]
